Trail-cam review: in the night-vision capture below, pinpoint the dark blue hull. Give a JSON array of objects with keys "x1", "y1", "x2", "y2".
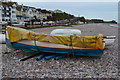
[{"x1": 6, "y1": 40, "x2": 104, "y2": 56}]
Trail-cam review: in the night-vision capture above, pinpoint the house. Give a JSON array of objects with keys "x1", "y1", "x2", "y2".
[
  {"x1": 16, "y1": 5, "x2": 39, "y2": 22},
  {"x1": 16, "y1": 5, "x2": 23, "y2": 22},
  {"x1": 2, "y1": 2, "x2": 17, "y2": 23},
  {"x1": 1, "y1": 1, "x2": 64, "y2": 25},
  {"x1": 50, "y1": 9, "x2": 63, "y2": 13},
  {"x1": 36, "y1": 9, "x2": 52, "y2": 20},
  {"x1": 16, "y1": 5, "x2": 30, "y2": 22},
  {"x1": 53, "y1": 9, "x2": 63, "y2": 13},
  {"x1": 21, "y1": 5, "x2": 30, "y2": 21}
]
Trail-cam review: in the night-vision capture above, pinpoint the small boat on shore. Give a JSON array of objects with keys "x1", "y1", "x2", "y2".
[
  {"x1": 110, "y1": 24, "x2": 119, "y2": 27},
  {"x1": 50, "y1": 29, "x2": 81, "y2": 35},
  {"x1": 5, "y1": 26, "x2": 115, "y2": 57}
]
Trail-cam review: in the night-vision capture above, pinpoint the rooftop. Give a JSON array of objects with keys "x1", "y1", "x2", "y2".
[{"x1": 2, "y1": 2, "x2": 17, "y2": 6}]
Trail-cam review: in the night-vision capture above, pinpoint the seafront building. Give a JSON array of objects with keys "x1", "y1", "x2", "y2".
[
  {"x1": 2, "y1": 2, "x2": 17, "y2": 23},
  {"x1": 50, "y1": 9, "x2": 63, "y2": 13},
  {"x1": 1, "y1": 1, "x2": 53, "y2": 24},
  {"x1": 0, "y1": 2, "x2": 2, "y2": 24},
  {"x1": 37, "y1": 9, "x2": 52, "y2": 20},
  {"x1": 1, "y1": 1, "x2": 68, "y2": 25},
  {"x1": 16, "y1": 5, "x2": 37, "y2": 22},
  {"x1": 16, "y1": 6, "x2": 52, "y2": 23}
]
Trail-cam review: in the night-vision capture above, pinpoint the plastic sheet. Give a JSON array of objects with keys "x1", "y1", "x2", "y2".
[{"x1": 7, "y1": 26, "x2": 104, "y2": 49}]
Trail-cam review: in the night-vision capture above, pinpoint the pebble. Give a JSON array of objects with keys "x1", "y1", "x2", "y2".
[{"x1": 1, "y1": 23, "x2": 119, "y2": 78}]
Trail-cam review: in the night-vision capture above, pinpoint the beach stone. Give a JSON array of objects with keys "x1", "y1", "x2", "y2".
[{"x1": 1, "y1": 23, "x2": 119, "y2": 79}]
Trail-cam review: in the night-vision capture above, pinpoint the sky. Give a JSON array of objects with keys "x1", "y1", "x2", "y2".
[
  {"x1": 11, "y1": 0, "x2": 119, "y2": 2},
  {"x1": 9, "y1": 0, "x2": 118, "y2": 21}
]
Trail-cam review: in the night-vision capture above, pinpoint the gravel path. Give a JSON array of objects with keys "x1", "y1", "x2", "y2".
[{"x1": 1, "y1": 23, "x2": 119, "y2": 79}]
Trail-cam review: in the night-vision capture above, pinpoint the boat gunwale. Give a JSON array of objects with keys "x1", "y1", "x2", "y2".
[{"x1": 15, "y1": 40, "x2": 104, "y2": 50}]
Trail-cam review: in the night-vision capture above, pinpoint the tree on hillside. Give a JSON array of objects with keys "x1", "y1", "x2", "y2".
[
  {"x1": 79, "y1": 16, "x2": 86, "y2": 24},
  {"x1": 111, "y1": 20, "x2": 117, "y2": 24},
  {"x1": 47, "y1": 13, "x2": 75, "y2": 21}
]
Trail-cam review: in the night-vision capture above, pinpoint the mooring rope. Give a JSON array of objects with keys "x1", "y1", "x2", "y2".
[
  {"x1": 34, "y1": 31, "x2": 37, "y2": 47},
  {"x1": 70, "y1": 35, "x2": 74, "y2": 57},
  {"x1": 33, "y1": 31, "x2": 41, "y2": 52},
  {"x1": 83, "y1": 37, "x2": 86, "y2": 48}
]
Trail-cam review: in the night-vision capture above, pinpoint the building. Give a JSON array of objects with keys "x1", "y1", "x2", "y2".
[
  {"x1": 1, "y1": 0, "x2": 8, "y2": 1},
  {"x1": 36, "y1": 9, "x2": 52, "y2": 20},
  {"x1": 0, "y1": 2, "x2": 2, "y2": 24},
  {"x1": 16, "y1": 5, "x2": 32, "y2": 22},
  {"x1": 16, "y1": 4, "x2": 23, "y2": 22},
  {"x1": 2, "y1": 2, "x2": 17, "y2": 23},
  {"x1": 50, "y1": 9, "x2": 63, "y2": 13},
  {"x1": 1, "y1": 1, "x2": 62, "y2": 25},
  {"x1": 16, "y1": 5, "x2": 52, "y2": 22}
]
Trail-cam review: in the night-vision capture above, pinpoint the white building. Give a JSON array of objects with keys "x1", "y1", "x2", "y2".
[
  {"x1": 37, "y1": 9, "x2": 52, "y2": 20},
  {"x1": 50, "y1": 9, "x2": 63, "y2": 13},
  {"x1": 16, "y1": 5, "x2": 37, "y2": 22},
  {"x1": 10, "y1": 3, "x2": 17, "y2": 22},
  {"x1": 2, "y1": 2, "x2": 17, "y2": 23},
  {"x1": 0, "y1": 2, "x2": 2, "y2": 24}
]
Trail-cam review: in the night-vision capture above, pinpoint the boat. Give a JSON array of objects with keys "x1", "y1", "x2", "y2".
[
  {"x1": 5, "y1": 26, "x2": 115, "y2": 57},
  {"x1": 104, "y1": 38, "x2": 116, "y2": 46},
  {"x1": 110, "y1": 24, "x2": 119, "y2": 27},
  {"x1": 50, "y1": 29, "x2": 81, "y2": 35}
]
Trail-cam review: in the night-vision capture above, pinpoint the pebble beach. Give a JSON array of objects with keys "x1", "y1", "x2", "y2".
[{"x1": 1, "y1": 23, "x2": 119, "y2": 79}]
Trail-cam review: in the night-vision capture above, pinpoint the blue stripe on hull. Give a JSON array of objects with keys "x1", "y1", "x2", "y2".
[{"x1": 6, "y1": 40, "x2": 104, "y2": 56}]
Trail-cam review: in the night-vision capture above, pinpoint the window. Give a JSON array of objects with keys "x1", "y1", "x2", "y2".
[
  {"x1": 12, "y1": 15, "x2": 16, "y2": 18},
  {"x1": 7, "y1": 15, "x2": 10, "y2": 17},
  {"x1": 14, "y1": 19, "x2": 16, "y2": 21},
  {"x1": 9, "y1": 8, "x2": 11, "y2": 11},
  {"x1": 9, "y1": 13, "x2": 11, "y2": 15},
  {"x1": 2, "y1": 14, "x2": 4, "y2": 17},
  {"x1": 4, "y1": 7, "x2": 6, "y2": 10},
  {"x1": 30, "y1": 11, "x2": 32, "y2": 14},
  {"x1": 13, "y1": 7, "x2": 16, "y2": 9},
  {"x1": 12, "y1": 11, "x2": 15, "y2": 13}
]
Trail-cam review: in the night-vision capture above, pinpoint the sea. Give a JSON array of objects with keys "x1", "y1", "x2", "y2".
[{"x1": 18, "y1": 2, "x2": 119, "y2": 26}]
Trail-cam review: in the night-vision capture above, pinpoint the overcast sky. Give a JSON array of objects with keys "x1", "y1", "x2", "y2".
[
  {"x1": 9, "y1": 0, "x2": 118, "y2": 21},
  {"x1": 11, "y1": 0, "x2": 119, "y2": 2}
]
